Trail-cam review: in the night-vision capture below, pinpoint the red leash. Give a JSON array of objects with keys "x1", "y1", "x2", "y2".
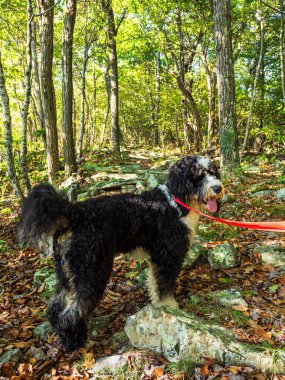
[{"x1": 173, "y1": 197, "x2": 285, "y2": 232}]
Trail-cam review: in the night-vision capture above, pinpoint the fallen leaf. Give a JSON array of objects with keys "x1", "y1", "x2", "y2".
[
  {"x1": 247, "y1": 320, "x2": 274, "y2": 344},
  {"x1": 278, "y1": 287, "x2": 285, "y2": 298},
  {"x1": 17, "y1": 363, "x2": 33, "y2": 380},
  {"x1": 231, "y1": 305, "x2": 248, "y2": 312},
  {"x1": 81, "y1": 351, "x2": 95, "y2": 370},
  {"x1": 152, "y1": 366, "x2": 164, "y2": 379}
]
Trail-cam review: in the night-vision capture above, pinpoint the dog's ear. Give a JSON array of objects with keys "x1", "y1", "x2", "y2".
[{"x1": 167, "y1": 158, "x2": 196, "y2": 198}]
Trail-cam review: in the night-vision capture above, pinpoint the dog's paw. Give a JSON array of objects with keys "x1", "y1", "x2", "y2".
[{"x1": 155, "y1": 296, "x2": 179, "y2": 309}]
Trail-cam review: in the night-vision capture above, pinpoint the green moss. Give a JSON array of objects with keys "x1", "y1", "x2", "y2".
[{"x1": 186, "y1": 295, "x2": 248, "y2": 328}]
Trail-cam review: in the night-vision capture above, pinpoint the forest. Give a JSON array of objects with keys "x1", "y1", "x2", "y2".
[
  {"x1": 1, "y1": 0, "x2": 285, "y2": 379},
  {"x1": 0, "y1": 0, "x2": 284, "y2": 192}
]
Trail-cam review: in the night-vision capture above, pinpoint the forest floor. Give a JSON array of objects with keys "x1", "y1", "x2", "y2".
[{"x1": 0, "y1": 148, "x2": 285, "y2": 379}]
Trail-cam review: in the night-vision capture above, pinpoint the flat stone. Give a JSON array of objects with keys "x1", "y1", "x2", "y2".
[
  {"x1": 33, "y1": 321, "x2": 53, "y2": 340},
  {"x1": 0, "y1": 349, "x2": 22, "y2": 364},
  {"x1": 90, "y1": 313, "x2": 117, "y2": 337},
  {"x1": 91, "y1": 354, "x2": 128, "y2": 374},
  {"x1": 254, "y1": 245, "x2": 285, "y2": 267},
  {"x1": 147, "y1": 174, "x2": 159, "y2": 188},
  {"x1": 208, "y1": 289, "x2": 248, "y2": 308},
  {"x1": 208, "y1": 243, "x2": 240, "y2": 270},
  {"x1": 125, "y1": 305, "x2": 285, "y2": 374},
  {"x1": 276, "y1": 188, "x2": 285, "y2": 200},
  {"x1": 182, "y1": 242, "x2": 206, "y2": 269},
  {"x1": 77, "y1": 192, "x2": 89, "y2": 201},
  {"x1": 249, "y1": 190, "x2": 272, "y2": 198}
]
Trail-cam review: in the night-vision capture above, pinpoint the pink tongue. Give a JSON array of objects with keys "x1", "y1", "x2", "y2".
[{"x1": 206, "y1": 199, "x2": 218, "y2": 213}]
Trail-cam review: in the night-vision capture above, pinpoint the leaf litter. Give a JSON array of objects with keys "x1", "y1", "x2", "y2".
[{"x1": 0, "y1": 151, "x2": 285, "y2": 379}]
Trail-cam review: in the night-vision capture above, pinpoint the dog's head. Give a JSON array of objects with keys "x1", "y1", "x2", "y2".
[{"x1": 167, "y1": 155, "x2": 224, "y2": 213}]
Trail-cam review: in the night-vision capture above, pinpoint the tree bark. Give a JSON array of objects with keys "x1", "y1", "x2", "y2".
[
  {"x1": 0, "y1": 50, "x2": 24, "y2": 199},
  {"x1": 31, "y1": 18, "x2": 46, "y2": 149},
  {"x1": 280, "y1": 0, "x2": 285, "y2": 104},
  {"x1": 100, "y1": 0, "x2": 121, "y2": 155},
  {"x1": 213, "y1": 0, "x2": 239, "y2": 173},
  {"x1": 153, "y1": 51, "x2": 160, "y2": 145},
  {"x1": 37, "y1": 0, "x2": 59, "y2": 183},
  {"x1": 100, "y1": 67, "x2": 111, "y2": 145},
  {"x1": 91, "y1": 66, "x2": 97, "y2": 145},
  {"x1": 242, "y1": 10, "x2": 264, "y2": 154},
  {"x1": 20, "y1": 0, "x2": 33, "y2": 193},
  {"x1": 202, "y1": 50, "x2": 217, "y2": 150},
  {"x1": 77, "y1": 19, "x2": 89, "y2": 158},
  {"x1": 175, "y1": 7, "x2": 202, "y2": 151},
  {"x1": 62, "y1": 0, "x2": 77, "y2": 175}
]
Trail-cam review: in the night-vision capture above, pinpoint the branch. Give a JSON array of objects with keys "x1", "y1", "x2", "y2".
[
  {"x1": 115, "y1": 8, "x2": 127, "y2": 34},
  {"x1": 34, "y1": 0, "x2": 62, "y2": 17},
  {"x1": 260, "y1": 0, "x2": 285, "y2": 14}
]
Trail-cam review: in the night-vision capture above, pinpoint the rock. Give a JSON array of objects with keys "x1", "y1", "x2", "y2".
[
  {"x1": 147, "y1": 174, "x2": 159, "y2": 189},
  {"x1": 33, "y1": 321, "x2": 53, "y2": 340},
  {"x1": 135, "y1": 180, "x2": 145, "y2": 192},
  {"x1": 208, "y1": 243, "x2": 240, "y2": 270},
  {"x1": 77, "y1": 192, "x2": 89, "y2": 201},
  {"x1": 90, "y1": 313, "x2": 117, "y2": 337},
  {"x1": 34, "y1": 268, "x2": 57, "y2": 298},
  {"x1": 0, "y1": 349, "x2": 22, "y2": 364},
  {"x1": 254, "y1": 245, "x2": 285, "y2": 267},
  {"x1": 26, "y1": 346, "x2": 46, "y2": 361},
  {"x1": 60, "y1": 176, "x2": 75, "y2": 190},
  {"x1": 125, "y1": 305, "x2": 285, "y2": 374},
  {"x1": 243, "y1": 165, "x2": 260, "y2": 174},
  {"x1": 208, "y1": 289, "x2": 248, "y2": 308},
  {"x1": 276, "y1": 188, "x2": 285, "y2": 200},
  {"x1": 34, "y1": 267, "x2": 53, "y2": 287},
  {"x1": 108, "y1": 330, "x2": 128, "y2": 346},
  {"x1": 182, "y1": 242, "x2": 205, "y2": 269},
  {"x1": 121, "y1": 184, "x2": 136, "y2": 193},
  {"x1": 91, "y1": 354, "x2": 128, "y2": 374},
  {"x1": 249, "y1": 190, "x2": 272, "y2": 198}
]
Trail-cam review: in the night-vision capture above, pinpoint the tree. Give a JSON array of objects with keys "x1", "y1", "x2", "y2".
[
  {"x1": 36, "y1": 0, "x2": 59, "y2": 183},
  {"x1": 242, "y1": 9, "x2": 265, "y2": 153},
  {"x1": 62, "y1": 0, "x2": 77, "y2": 175},
  {"x1": 20, "y1": 0, "x2": 33, "y2": 192},
  {"x1": 100, "y1": 0, "x2": 125, "y2": 155},
  {"x1": 213, "y1": 0, "x2": 239, "y2": 173},
  {"x1": 0, "y1": 50, "x2": 23, "y2": 199}
]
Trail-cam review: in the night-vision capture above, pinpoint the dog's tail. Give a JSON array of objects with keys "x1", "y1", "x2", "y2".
[{"x1": 18, "y1": 184, "x2": 72, "y2": 250}]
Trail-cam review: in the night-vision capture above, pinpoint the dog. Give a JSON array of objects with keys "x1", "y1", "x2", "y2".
[{"x1": 18, "y1": 155, "x2": 224, "y2": 351}]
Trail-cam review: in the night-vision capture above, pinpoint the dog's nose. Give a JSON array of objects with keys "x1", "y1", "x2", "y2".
[{"x1": 212, "y1": 185, "x2": 222, "y2": 194}]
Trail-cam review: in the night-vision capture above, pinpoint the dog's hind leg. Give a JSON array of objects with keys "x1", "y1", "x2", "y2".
[{"x1": 50, "y1": 244, "x2": 115, "y2": 351}]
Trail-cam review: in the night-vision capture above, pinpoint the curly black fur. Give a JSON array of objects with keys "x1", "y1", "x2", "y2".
[{"x1": 19, "y1": 155, "x2": 223, "y2": 351}]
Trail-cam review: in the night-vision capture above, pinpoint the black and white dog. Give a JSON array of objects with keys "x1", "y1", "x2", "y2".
[{"x1": 19, "y1": 155, "x2": 224, "y2": 351}]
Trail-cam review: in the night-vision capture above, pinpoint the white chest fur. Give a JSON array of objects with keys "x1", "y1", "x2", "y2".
[{"x1": 181, "y1": 204, "x2": 200, "y2": 246}]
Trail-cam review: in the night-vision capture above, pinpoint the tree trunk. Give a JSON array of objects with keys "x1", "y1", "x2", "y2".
[
  {"x1": 0, "y1": 50, "x2": 24, "y2": 199},
  {"x1": 20, "y1": 0, "x2": 33, "y2": 193},
  {"x1": 37, "y1": 0, "x2": 59, "y2": 183},
  {"x1": 100, "y1": 0, "x2": 120, "y2": 154},
  {"x1": 202, "y1": 51, "x2": 217, "y2": 150},
  {"x1": 100, "y1": 67, "x2": 111, "y2": 145},
  {"x1": 213, "y1": 0, "x2": 239, "y2": 173},
  {"x1": 77, "y1": 20, "x2": 88, "y2": 158},
  {"x1": 280, "y1": 0, "x2": 285, "y2": 104},
  {"x1": 242, "y1": 10, "x2": 264, "y2": 154},
  {"x1": 91, "y1": 66, "x2": 97, "y2": 145},
  {"x1": 153, "y1": 51, "x2": 160, "y2": 145},
  {"x1": 31, "y1": 18, "x2": 46, "y2": 149},
  {"x1": 175, "y1": 7, "x2": 202, "y2": 151},
  {"x1": 62, "y1": 0, "x2": 77, "y2": 175}
]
